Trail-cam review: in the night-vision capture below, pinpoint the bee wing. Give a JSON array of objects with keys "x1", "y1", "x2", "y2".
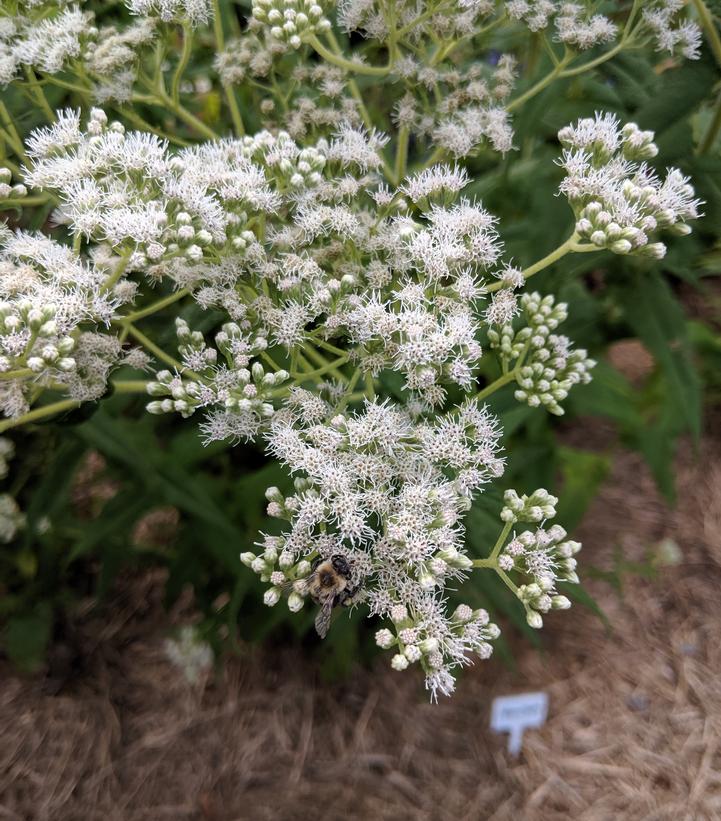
[
  {"x1": 293, "y1": 571, "x2": 315, "y2": 596},
  {"x1": 314, "y1": 596, "x2": 334, "y2": 639}
]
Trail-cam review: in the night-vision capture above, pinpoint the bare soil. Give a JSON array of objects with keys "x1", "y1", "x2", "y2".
[{"x1": 2, "y1": 432, "x2": 721, "y2": 821}]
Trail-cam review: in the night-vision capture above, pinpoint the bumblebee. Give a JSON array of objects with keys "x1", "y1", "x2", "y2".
[{"x1": 303, "y1": 554, "x2": 360, "y2": 638}]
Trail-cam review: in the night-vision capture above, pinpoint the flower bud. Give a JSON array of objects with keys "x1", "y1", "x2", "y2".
[
  {"x1": 288, "y1": 592, "x2": 304, "y2": 612},
  {"x1": 375, "y1": 628, "x2": 395, "y2": 649},
  {"x1": 526, "y1": 610, "x2": 543, "y2": 629}
]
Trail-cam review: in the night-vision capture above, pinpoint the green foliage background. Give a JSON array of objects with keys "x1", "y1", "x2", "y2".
[{"x1": 1, "y1": 2, "x2": 721, "y2": 676}]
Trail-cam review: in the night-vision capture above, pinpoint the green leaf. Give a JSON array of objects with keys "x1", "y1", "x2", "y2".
[
  {"x1": 3, "y1": 604, "x2": 52, "y2": 673},
  {"x1": 635, "y1": 57, "x2": 718, "y2": 137},
  {"x1": 23, "y1": 436, "x2": 87, "y2": 548},
  {"x1": 65, "y1": 490, "x2": 149, "y2": 563},
  {"x1": 624, "y1": 271, "x2": 702, "y2": 442},
  {"x1": 556, "y1": 447, "x2": 611, "y2": 531},
  {"x1": 567, "y1": 360, "x2": 642, "y2": 430}
]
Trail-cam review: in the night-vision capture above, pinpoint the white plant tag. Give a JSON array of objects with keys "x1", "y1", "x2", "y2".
[{"x1": 490, "y1": 691, "x2": 548, "y2": 756}]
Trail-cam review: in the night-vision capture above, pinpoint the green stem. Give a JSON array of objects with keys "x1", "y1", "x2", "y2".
[
  {"x1": 124, "y1": 324, "x2": 185, "y2": 372},
  {"x1": 485, "y1": 232, "x2": 591, "y2": 294},
  {"x1": 507, "y1": 53, "x2": 572, "y2": 112},
  {"x1": 337, "y1": 368, "x2": 362, "y2": 411},
  {"x1": 224, "y1": 84, "x2": 245, "y2": 137},
  {"x1": 118, "y1": 288, "x2": 189, "y2": 323},
  {"x1": 172, "y1": 24, "x2": 194, "y2": 106},
  {"x1": 559, "y1": 39, "x2": 628, "y2": 78},
  {"x1": 394, "y1": 126, "x2": 410, "y2": 185},
  {"x1": 111, "y1": 380, "x2": 150, "y2": 393},
  {"x1": 0, "y1": 102, "x2": 27, "y2": 163},
  {"x1": 0, "y1": 398, "x2": 80, "y2": 433},
  {"x1": 0, "y1": 368, "x2": 33, "y2": 380},
  {"x1": 100, "y1": 252, "x2": 131, "y2": 294},
  {"x1": 313, "y1": 337, "x2": 347, "y2": 357},
  {"x1": 496, "y1": 567, "x2": 519, "y2": 595},
  {"x1": 260, "y1": 351, "x2": 283, "y2": 372},
  {"x1": 23, "y1": 67, "x2": 55, "y2": 122},
  {"x1": 301, "y1": 344, "x2": 348, "y2": 382},
  {"x1": 291, "y1": 355, "x2": 349, "y2": 382},
  {"x1": 211, "y1": 0, "x2": 226, "y2": 49},
  {"x1": 42, "y1": 75, "x2": 91, "y2": 94},
  {"x1": 489, "y1": 521, "x2": 513, "y2": 562},
  {"x1": 692, "y1": 0, "x2": 721, "y2": 69},
  {"x1": 307, "y1": 35, "x2": 392, "y2": 76},
  {"x1": 0, "y1": 195, "x2": 50, "y2": 207},
  {"x1": 138, "y1": 85, "x2": 219, "y2": 140},
  {"x1": 118, "y1": 106, "x2": 192, "y2": 147},
  {"x1": 700, "y1": 89, "x2": 721, "y2": 154},
  {"x1": 475, "y1": 370, "x2": 517, "y2": 401}
]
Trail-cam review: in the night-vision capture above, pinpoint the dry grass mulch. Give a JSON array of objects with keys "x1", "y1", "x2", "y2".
[{"x1": 1, "y1": 438, "x2": 721, "y2": 821}]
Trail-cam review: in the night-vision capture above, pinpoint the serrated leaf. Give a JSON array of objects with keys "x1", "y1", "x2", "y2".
[
  {"x1": 567, "y1": 359, "x2": 642, "y2": 426},
  {"x1": 624, "y1": 271, "x2": 702, "y2": 442},
  {"x1": 635, "y1": 56, "x2": 718, "y2": 136}
]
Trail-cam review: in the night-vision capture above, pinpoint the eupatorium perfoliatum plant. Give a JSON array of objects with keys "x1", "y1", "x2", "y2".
[{"x1": 0, "y1": 0, "x2": 706, "y2": 697}]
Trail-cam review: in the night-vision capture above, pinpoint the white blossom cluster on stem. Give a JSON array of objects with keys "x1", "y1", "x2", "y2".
[
  {"x1": 0, "y1": 0, "x2": 707, "y2": 696},
  {"x1": 558, "y1": 113, "x2": 702, "y2": 260},
  {"x1": 243, "y1": 388, "x2": 505, "y2": 698}
]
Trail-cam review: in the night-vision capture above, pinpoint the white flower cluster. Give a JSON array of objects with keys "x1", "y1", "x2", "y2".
[
  {"x1": 508, "y1": 1, "x2": 616, "y2": 49},
  {"x1": 497, "y1": 488, "x2": 580, "y2": 627},
  {"x1": 330, "y1": 194, "x2": 503, "y2": 406},
  {"x1": 164, "y1": 625, "x2": 214, "y2": 683},
  {"x1": 0, "y1": 228, "x2": 129, "y2": 414},
  {"x1": 389, "y1": 59, "x2": 516, "y2": 158},
  {"x1": 338, "y1": 0, "x2": 492, "y2": 42},
  {"x1": 252, "y1": 0, "x2": 331, "y2": 48},
  {"x1": 0, "y1": 437, "x2": 13, "y2": 480},
  {"x1": 0, "y1": 4, "x2": 91, "y2": 85},
  {"x1": 642, "y1": 0, "x2": 702, "y2": 60},
  {"x1": 86, "y1": 18, "x2": 157, "y2": 103},
  {"x1": 558, "y1": 113, "x2": 701, "y2": 259},
  {"x1": 0, "y1": 168, "x2": 27, "y2": 202},
  {"x1": 0, "y1": 438, "x2": 24, "y2": 543},
  {"x1": 0, "y1": 0, "x2": 162, "y2": 99},
  {"x1": 0, "y1": 493, "x2": 25, "y2": 544},
  {"x1": 146, "y1": 318, "x2": 289, "y2": 443},
  {"x1": 488, "y1": 292, "x2": 594, "y2": 415},
  {"x1": 127, "y1": 0, "x2": 213, "y2": 27},
  {"x1": 507, "y1": 0, "x2": 701, "y2": 56},
  {"x1": 4, "y1": 103, "x2": 701, "y2": 696},
  {"x1": 242, "y1": 389, "x2": 505, "y2": 697},
  {"x1": 26, "y1": 111, "x2": 527, "y2": 414}
]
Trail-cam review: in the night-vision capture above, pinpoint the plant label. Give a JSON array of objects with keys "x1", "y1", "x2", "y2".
[{"x1": 490, "y1": 691, "x2": 548, "y2": 756}]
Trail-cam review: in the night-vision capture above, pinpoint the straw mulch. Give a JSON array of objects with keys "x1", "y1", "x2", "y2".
[{"x1": 1, "y1": 434, "x2": 721, "y2": 821}]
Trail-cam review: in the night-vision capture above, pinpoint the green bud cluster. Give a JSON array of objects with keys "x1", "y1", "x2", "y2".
[
  {"x1": 241, "y1": 528, "x2": 313, "y2": 612},
  {"x1": 0, "y1": 302, "x2": 76, "y2": 375},
  {"x1": 0, "y1": 167, "x2": 27, "y2": 200},
  {"x1": 501, "y1": 487, "x2": 558, "y2": 523},
  {"x1": 494, "y1": 490, "x2": 581, "y2": 628},
  {"x1": 252, "y1": 0, "x2": 331, "y2": 49},
  {"x1": 146, "y1": 318, "x2": 288, "y2": 419}
]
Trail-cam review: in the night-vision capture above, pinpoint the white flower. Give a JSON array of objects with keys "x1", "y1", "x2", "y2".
[{"x1": 128, "y1": 0, "x2": 213, "y2": 26}]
